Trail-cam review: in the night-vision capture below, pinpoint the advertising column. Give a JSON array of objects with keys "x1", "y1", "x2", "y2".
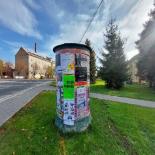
[{"x1": 53, "y1": 43, "x2": 91, "y2": 133}]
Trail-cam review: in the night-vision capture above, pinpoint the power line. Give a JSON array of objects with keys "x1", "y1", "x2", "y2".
[{"x1": 79, "y1": 0, "x2": 104, "y2": 43}]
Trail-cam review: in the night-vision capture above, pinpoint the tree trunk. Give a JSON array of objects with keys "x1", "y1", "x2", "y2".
[{"x1": 149, "y1": 81, "x2": 153, "y2": 88}]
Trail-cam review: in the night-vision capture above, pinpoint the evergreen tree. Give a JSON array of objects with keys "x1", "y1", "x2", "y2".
[
  {"x1": 136, "y1": 4, "x2": 155, "y2": 87},
  {"x1": 99, "y1": 19, "x2": 128, "y2": 89},
  {"x1": 85, "y1": 39, "x2": 96, "y2": 84}
]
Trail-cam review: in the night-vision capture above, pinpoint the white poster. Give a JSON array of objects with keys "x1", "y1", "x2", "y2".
[
  {"x1": 81, "y1": 54, "x2": 89, "y2": 67},
  {"x1": 75, "y1": 53, "x2": 89, "y2": 68},
  {"x1": 57, "y1": 81, "x2": 63, "y2": 87},
  {"x1": 63, "y1": 100, "x2": 75, "y2": 125},
  {"x1": 61, "y1": 53, "x2": 75, "y2": 74},
  {"x1": 77, "y1": 87, "x2": 86, "y2": 110},
  {"x1": 56, "y1": 66, "x2": 63, "y2": 73},
  {"x1": 64, "y1": 119, "x2": 74, "y2": 126},
  {"x1": 77, "y1": 87, "x2": 86, "y2": 94}
]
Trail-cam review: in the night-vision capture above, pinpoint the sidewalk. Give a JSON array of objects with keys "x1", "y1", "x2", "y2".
[{"x1": 90, "y1": 93, "x2": 155, "y2": 108}]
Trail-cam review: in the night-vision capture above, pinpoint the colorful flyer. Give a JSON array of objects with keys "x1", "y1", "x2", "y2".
[
  {"x1": 63, "y1": 100, "x2": 75, "y2": 126},
  {"x1": 61, "y1": 53, "x2": 75, "y2": 74},
  {"x1": 76, "y1": 87, "x2": 89, "y2": 119},
  {"x1": 63, "y1": 75, "x2": 75, "y2": 99}
]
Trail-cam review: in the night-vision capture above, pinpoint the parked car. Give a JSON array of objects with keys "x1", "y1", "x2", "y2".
[{"x1": 14, "y1": 76, "x2": 25, "y2": 79}]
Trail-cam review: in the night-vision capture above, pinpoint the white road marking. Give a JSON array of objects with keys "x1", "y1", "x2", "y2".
[
  {"x1": 0, "y1": 85, "x2": 23, "y2": 88},
  {"x1": 0, "y1": 80, "x2": 15, "y2": 83}
]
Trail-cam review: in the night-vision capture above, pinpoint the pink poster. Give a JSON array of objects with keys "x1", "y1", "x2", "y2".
[{"x1": 76, "y1": 87, "x2": 90, "y2": 120}]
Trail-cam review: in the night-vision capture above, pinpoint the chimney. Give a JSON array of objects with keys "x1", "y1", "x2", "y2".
[{"x1": 34, "y1": 42, "x2": 37, "y2": 53}]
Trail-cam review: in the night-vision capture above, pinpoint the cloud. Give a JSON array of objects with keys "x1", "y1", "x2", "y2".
[
  {"x1": 2, "y1": 0, "x2": 151, "y2": 62},
  {"x1": 118, "y1": 0, "x2": 154, "y2": 59},
  {"x1": 45, "y1": 0, "x2": 107, "y2": 57},
  {"x1": 41, "y1": 0, "x2": 65, "y2": 21},
  {"x1": 24, "y1": 0, "x2": 41, "y2": 10},
  {"x1": 3, "y1": 40, "x2": 28, "y2": 57},
  {"x1": 0, "y1": 0, "x2": 42, "y2": 39},
  {"x1": 46, "y1": 0, "x2": 154, "y2": 63},
  {"x1": 3, "y1": 40, "x2": 26, "y2": 49}
]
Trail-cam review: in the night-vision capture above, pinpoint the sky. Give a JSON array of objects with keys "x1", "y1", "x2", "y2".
[{"x1": 0, "y1": 0, "x2": 154, "y2": 65}]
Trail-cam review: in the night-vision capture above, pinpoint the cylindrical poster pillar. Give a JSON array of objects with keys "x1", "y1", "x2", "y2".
[{"x1": 53, "y1": 43, "x2": 91, "y2": 133}]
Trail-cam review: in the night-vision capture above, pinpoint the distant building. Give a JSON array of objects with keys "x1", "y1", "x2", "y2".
[
  {"x1": 15, "y1": 47, "x2": 54, "y2": 79},
  {"x1": 128, "y1": 54, "x2": 140, "y2": 83},
  {"x1": 0, "y1": 60, "x2": 14, "y2": 78}
]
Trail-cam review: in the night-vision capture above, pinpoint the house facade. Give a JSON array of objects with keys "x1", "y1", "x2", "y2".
[
  {"x1": 128, "y1": 55, "x2": 140, "y2": 83},
  {"x1": 15, "y1": 47, "x2": 54, "y2": 79}
]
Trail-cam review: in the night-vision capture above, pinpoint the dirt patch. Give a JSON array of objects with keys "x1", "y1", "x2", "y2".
[
  {"x1": 59, "y1": 136, "x2": 66, "y2": 155},
  {"x1": 0, "y1": 128, "x2": 5, "y2": 134}
]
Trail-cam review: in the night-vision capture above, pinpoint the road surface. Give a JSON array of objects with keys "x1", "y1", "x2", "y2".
[
  {"x1": 0, "y1": 80, "x2": 50, "y2": 99},
  {"x1": 0, "y1": 79, "x2": 54, "y2": 126}
]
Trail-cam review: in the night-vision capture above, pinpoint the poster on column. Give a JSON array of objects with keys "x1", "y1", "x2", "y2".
[
  {"x1": 63, "y1": 100, "x2": 75, "y2": 125},
  {"x1": 56, "y1": 53, "x2": 63, "y2": 73},
  {"x1": 56, "y1": 88, "x2": 63, "y2": 119},
  {"x1": 56, "y1": 72, "x2": 63, "y2": 87},
  {"x1": 76, "y1": 87, "x2": 89, "y2": 119},
  {"x1": 75, "y1": 53, "x2": 89, "y2": 68},
  {"x1": 63, "y1": 75, "x2": 75, "y2": 99},
  {"x1": 61, "y1": 53, "x2": 75, "y2": 74},
  {"x1": 81, "y1": 54, "x2": 89, "y2": 69}
]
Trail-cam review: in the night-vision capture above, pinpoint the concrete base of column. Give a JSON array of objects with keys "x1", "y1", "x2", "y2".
[{"x1": 55, "y1": 115, "x2": 91, "y2": 133}]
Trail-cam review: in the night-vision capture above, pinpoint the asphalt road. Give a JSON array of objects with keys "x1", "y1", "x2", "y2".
[
  {"x1": 0, "y1": 79, "x2": 51, "y2": 98},
  {"x1": 0, "y1": 79, "x2": 54, "y2": 126}
]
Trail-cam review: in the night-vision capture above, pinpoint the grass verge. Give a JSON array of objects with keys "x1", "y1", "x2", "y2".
[
  {"x1": 0, "y1": 91, "x2": 155, "y2": 155},
  {"x1": 50, "y1": 80, "x2": 56, "y2": 87},
  {"x1": 91, "y1": 80, "x2": 155, "y2": 101}
]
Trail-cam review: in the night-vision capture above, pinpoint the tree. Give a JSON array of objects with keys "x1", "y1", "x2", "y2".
[
  {"x1": 3, "y1": 62, "x2": 13, "y2": 78},
  {"x1": 46, "y1": 66, "x2": 54, "y2": 79},
  {"x1": 99, "y1": 19, "x2": 128, "y2": 89},
  {"x1": 0, "y1": 59, "x2": 4, "y2": 78},
  {"x1": 85, "y1": 39, "x2": 96, "y2": 84},
  {"x1": 136, "y1": 4, "x2": 155, "y2": 87}
]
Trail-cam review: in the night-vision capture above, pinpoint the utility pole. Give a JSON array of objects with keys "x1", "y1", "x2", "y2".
[{"x1": 34, "y1": 42, "x2": 37, "y2": 53}]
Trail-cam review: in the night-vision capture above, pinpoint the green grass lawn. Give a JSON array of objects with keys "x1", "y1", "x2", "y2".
[
  {"x1": 91, "y1": 80, "x2": 155, "y2": 101},
  {"x1": 50, "y1": 80, "x2": 56, "y2": 87},
  {"x1": 0, "y1": 91, "x2": 155, "y2": 155}
]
